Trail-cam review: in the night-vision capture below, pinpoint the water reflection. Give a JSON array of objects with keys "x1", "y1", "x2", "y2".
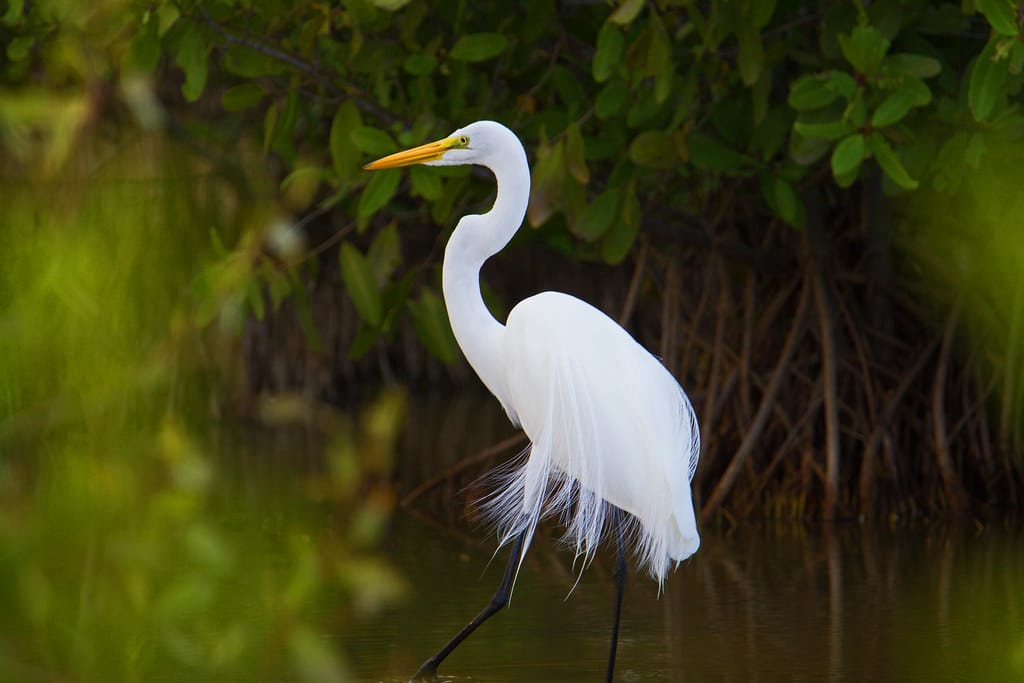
[
  {"x1": 357, "y1": 518, "x2": 1023, "y2": 683},
  {"x1": 1, "y1": 395, "x2": 1022, "y2": 683}
]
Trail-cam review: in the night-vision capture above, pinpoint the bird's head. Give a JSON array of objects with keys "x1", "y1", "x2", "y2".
[{"x1": 363, "y1": 120, "x2": 515, "y2": 170}]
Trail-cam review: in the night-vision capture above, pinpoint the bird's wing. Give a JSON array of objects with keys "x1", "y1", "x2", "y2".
[{"x1": 496, "y1": 291, "x2": 700, "y2": 580}]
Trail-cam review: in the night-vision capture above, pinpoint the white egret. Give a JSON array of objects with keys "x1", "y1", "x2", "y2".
[{"x1": 364, "y1": 120, "x2": 700, "y2": 682}]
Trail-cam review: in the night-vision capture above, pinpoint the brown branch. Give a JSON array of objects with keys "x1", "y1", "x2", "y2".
[
  {"x1": 400, "y1": 433, "x2": 528, "y2": 508},
  {"x1": 858, "y1": 334, "x2": 940, "y2": 511},
  {"x1": 701, "y1": 277, "x2": 809, "y2": 522},
  {"x1": 932, "y1": 302, "x2": 968, "y2": 515}
]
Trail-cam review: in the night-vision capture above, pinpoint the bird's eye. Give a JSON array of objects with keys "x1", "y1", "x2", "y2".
[{"x1": 458, "y1": 136, "x2": 469, "y2": 146}]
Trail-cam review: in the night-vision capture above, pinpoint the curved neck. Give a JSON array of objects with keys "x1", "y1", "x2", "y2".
[{"x1": 442, "y1": 141, "x2": 530, "y2": 413}]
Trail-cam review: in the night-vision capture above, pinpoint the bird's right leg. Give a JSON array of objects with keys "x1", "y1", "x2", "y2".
[{"x1": 410, "y1": 530, "x2": 527, "y2": 681}]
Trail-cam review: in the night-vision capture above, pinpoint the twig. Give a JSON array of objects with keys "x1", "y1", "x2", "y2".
[
  {"x1": 401, "y1": 433, "x2": 528, "y2": 507},
  {"x1": 932, "y1": 301, "x2": 967, "y2": 515},
  {"x1": 701, "y1": 276, "x2": 809, "y2": 522}
]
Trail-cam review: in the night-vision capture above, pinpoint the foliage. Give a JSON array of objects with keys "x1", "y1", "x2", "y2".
[
  {"x1": 4, "y1": 0, "x2": 1023, "y2": 361},
  {"x1": 0, "y1": 75, "x2": 408, "y2": 679},
  {"x1": 3, "y1": 1, "x2": 1024, "y2": 516}
]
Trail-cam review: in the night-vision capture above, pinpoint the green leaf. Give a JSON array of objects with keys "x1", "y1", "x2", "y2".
[
  {"x1": 601, "y1": 184, "x2": 640, "y2": 264},
  {"x1": 449, "y1": 33, "x2": 508, "y2": 62},
  {"x1": 977, "y1": 0, "x2": 1019, "y2": 36},
  {"x1": 357, "y1": 169, "x2": 400, "y2": 220},
  {"x1": 281, "y1": 166, "x2": 327, "y2": 196},
  {"x1": 350, "y1": 126, "x2": 396, "y2": 156},
  {"x1": 789, "y1": 130, "x2": 831, "y2": 166},
  {"x1": 129, "y1": 16, "x2": 160, "y2": 73},
  {"x1": 596, "y1": 78, "x2": 630, "y2": 119},
  {"x1": 527, "y1": 139, "x2": 566, "y2": 226},
  {"x1": 688, "y1": 133, "x2": 753, "y2": 173},
  {"x1": 368, "y1": 222, "x2": 401, "y2": 283},
  {"x1": 968, "y1": 38, "x2": 1010, "y2": 122},
  {"x1": 884, "y1": 53, "x2": 942, "y2": 78},
  {"x1": 788, "y1": 74, "x2": 840, "y2": 110},
  {"x1": 329, "y1": 102, "x2": 362, "y2": 180},
  {"x1": 409, "y1": 166, "x2": 442, "y2": 201},
  {"x1": 793, "y1": 119, "x2": 854, "y2": 141},
  {"x1": 736, "y1": 20, "x2": 764, "y2": 86},
  {"x1": 372, "y1": 0, "x2": 412, "y2": 9},
  {"x1": 403, "y1": 53, "x2": 437, "y2": 76},
  {"x1": 871, "y1": 86, "x2": 917, "y2": 127},
  {"x1": 593, "y1": 24, "x2": 624, "y2": 83},
  {"x1": 751, "y1": 0, "x2": 777, "y2": 28},
  {"x1": 838, "y1": 25, "x2": 890, "y2": 76},
  {"x1": 629, "y1": 130, "x2": 677, "y2": 168},
  {"x1": 831, "y1": 133, "x2": 865, "y2": 178},
  {"x1": 340, "y1": 242, "x2": 383, "y2": 327},
  {"x1": 174, "y1": 27, "x2": 208, "y2": 102},
  {"x1": 575, "y1": 188, "x2": 623, "y2": 241},
  {"x1": 263, "y1": 102, "x2": 278, "y2": 153},
  {"x1": 565, "y1": 123, "x2": 590, "y2": 184},
  {"x1": 827, "y1": 70, "x2": 858, "y2": 100},
  {"x1": 867, "y1": 133, "x2": 918, "y2": 190},
  {"x1": 609, "y1": 0, "x2": 645, "y2": 26},
  {"x1": 771, "y1": 177, "x2": 802, "y2": 228},
  {"x1": 220, "y1": 83, "x2": 264, "y2": 112},
  {"x1": 409, "y1": 288, "x2": 458, "y2": 363}
]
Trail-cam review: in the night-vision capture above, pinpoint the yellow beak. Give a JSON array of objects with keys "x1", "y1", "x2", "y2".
[{"x1": 363, "y1": 137, "x2": 458, "y2": 170}]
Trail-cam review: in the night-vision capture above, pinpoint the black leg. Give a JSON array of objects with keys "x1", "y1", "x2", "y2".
[
  {"x1": 606, "y1": 507, "x2": 627, "y2": 683},
  {"x1": 411, "y1": 531, "x2": 527, "y2": 681}
]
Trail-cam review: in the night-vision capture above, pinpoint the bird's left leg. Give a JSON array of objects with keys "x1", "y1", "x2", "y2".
[
  {"x1": 410, "y1": 530, "x2": 526, "y2": 681},
  {"x1": 605, "y1": 506, "x2": 627, "y2": 683}
]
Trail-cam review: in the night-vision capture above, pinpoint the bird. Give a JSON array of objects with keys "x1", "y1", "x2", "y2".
[{"x1": 363, "y1": 120, "x2": 700, "y2": 682}]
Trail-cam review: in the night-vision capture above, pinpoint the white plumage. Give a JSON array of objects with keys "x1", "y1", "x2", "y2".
[
  {"x1": 364, "y1": 119, "x2": 701, "y2": 679},
  {"x1": 490, "y1": 290, "x2": 700, "y2": 583}
]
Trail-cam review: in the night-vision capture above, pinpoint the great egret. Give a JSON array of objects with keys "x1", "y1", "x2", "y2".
[{"x1": 364, "y1": 120, "x2": 700, "y2": 682}]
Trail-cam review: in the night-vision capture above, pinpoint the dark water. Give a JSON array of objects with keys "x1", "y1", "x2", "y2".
[
  {"x1": 1, "y1": 401, "x2": 1022, "y2": 683},
  {"x1": 354, "y1": 517, "x2": 1023, "y2": 683}
]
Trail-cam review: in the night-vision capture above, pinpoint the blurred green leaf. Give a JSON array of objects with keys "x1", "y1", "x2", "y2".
[
  {"x1": 831, "y1": 133, "x2": 865, "y2": 179},
  {"x1": 609, "y1": 0, "x2": 645, "y2": 26},
  {"x1": 969, "y1": 38, "x2": 1009, "y2": 122},
  {"x1": 449, "y1": 33, "x2": 508, "y2": 62},
  {"x1": 220, "y1": 84, "x2": 264, "y2": 112},
  {"x1": 357, "y1": 168, "x2": 400, "y2": 221},
  {"x1": 752, "y1": 0, "x2": 777, "y2": 28},
  {"x1": 174, "y1": 27, "x2": 208, "y2": 102},
  {"x1": 596, "y1": 78, "x2": 630, "y2": 119},
  {"x1": 689, "y1": 133, "x2": 753, "y2": 173},
  {"x1": 565, "y1": 122, "x2": 590, "y2": 184},
  {"x1": 575, "y1": 188, "x2": 622, "y2": 241},
  {"x1": 601, "y1": 184, "x2": 639, "y2": 264},
  {"x1": 368, "y1": 222, "x2": 401, "y2": 284},
  {"x1": 871, "y1": 85, "x2": 918, "y2": 127},
  {"x1": 977, "y1": 0, "x2": 1019, "y2": 36},
  {"x1": 838, "y1": 25, "x2": 890, "y2": 77},
  {"x1": 340, "y1": 242, "x2": 383, "y2": 327},
  {"x1": 350, "y1": 126, "x2": 396, "y2": 156},
  {"x1": 372, "y1": 0, "x2": 412, "y2": 10},
  {"x1": 410, "y1": 165, "x2": 442, "y2": 200},
  {"x1": 788, "y1": 74, "x2": 841, "y2": 110},
  {"x1": 885, "y1": 53, "x2": 942, "y2": 78},
  {"x1": 330, "y1": 102, "x2": 363, "y2": 180},
  {"x1": 793, "y1": 119, "x2": 854, "y2": 141},
  {"x1": 868, "y1": 133, "x2": 918, "y2": 190},
  {"x1": 593, "y1": 24, "x2": 624, "y2": 82},
  {"x1": 403, "y1": 52, "x2": 437, "y2": 75},
  {"x1": 409, "y1": 288, "x2": 457, "y2": 363},
  {"x1": 528, "y1": 139, "x2": 566, "y2": 226},
  {"x1": 629, "y1": 130, "x2": 676, "y2": 168},
  {"x1": 737, "y1": 20, "x2": 764, "y2": 86}
]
